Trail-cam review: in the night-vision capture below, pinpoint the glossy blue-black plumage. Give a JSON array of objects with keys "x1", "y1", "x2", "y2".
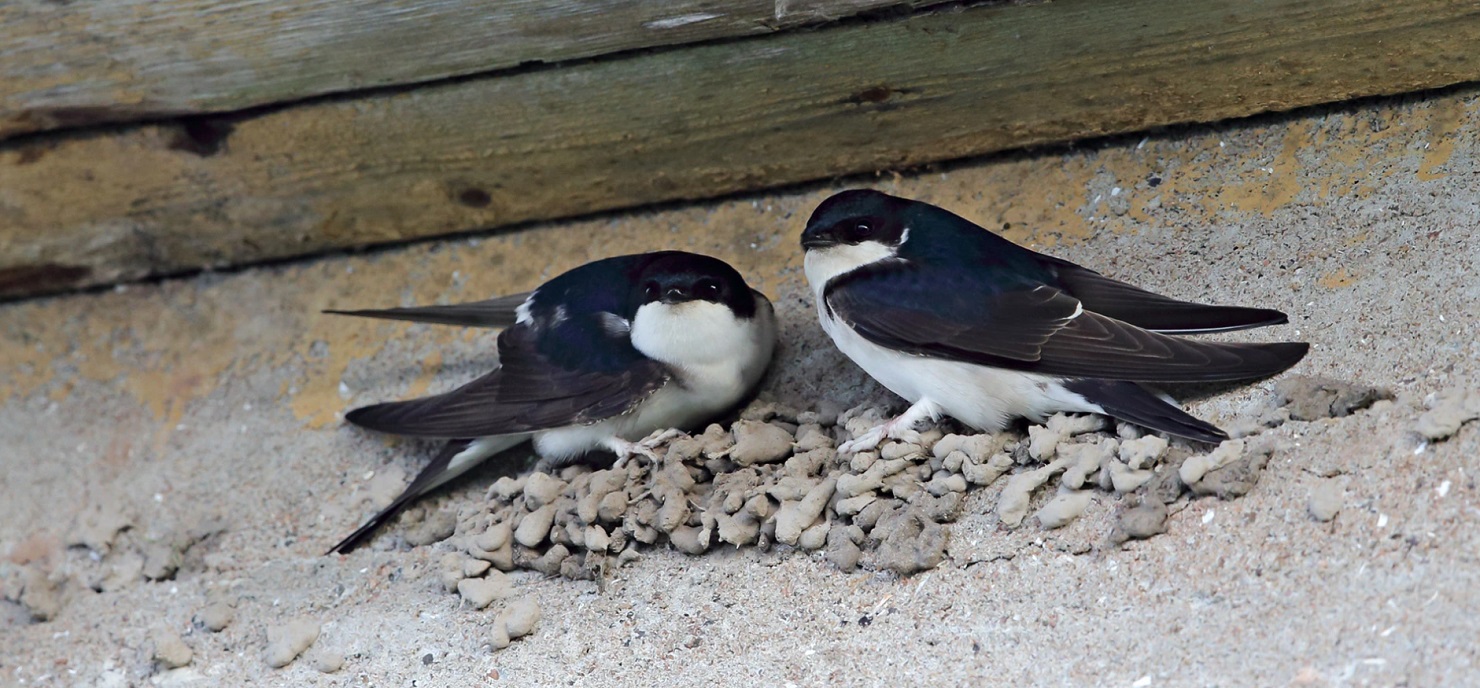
[
  {"x1": 519, "y1": 250, "x2": 757, "y2": 375},
  {"x1": 806, "y1": 189, "x2": 1309, "y2": 383},
  {"x1": 805, "y1": 189, "x2": 1289, "y2": 334},
  {"x1": 338, "y1": 251, "x2": 758, "y2": 438},
  {"x1": 803, "y1": 189, "x2": 1310, "y2": 443},
  {"x1": 326, "y1": 251, "x2": 763, "y2": 553}
]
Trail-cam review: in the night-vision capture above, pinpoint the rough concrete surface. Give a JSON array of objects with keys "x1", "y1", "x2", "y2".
[{"x1": 3, "y1": 85, "x2": 1479, "y2": 687}]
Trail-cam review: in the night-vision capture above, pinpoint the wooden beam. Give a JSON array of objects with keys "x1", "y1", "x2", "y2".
[
  {"x1": 4, "y1": 0, "x2": 1480, "y2": 298},
  {"x1": 0, "y1": 0, "x2": 943, "y2": 140}
]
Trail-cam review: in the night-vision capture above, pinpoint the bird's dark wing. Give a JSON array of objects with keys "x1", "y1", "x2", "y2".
[
  {"x1": 1043, "y1": 258, "x2": 1288, "y2": 334},
  {"x1": 825, "y1": 262, "x2": 1308, "y2": 383},
  {"x1": 345, "y1": 325, "x2": 669, "y2": 437},
  {"x1": 325, "y1": 292, "x2": 532, "y2": 329},
  {"x1": 1061, "y1": 380, "x2": 1228, "y2": 444},
  {"x1": 327, "y1": 439, "x2": 473, "y2": 554}
]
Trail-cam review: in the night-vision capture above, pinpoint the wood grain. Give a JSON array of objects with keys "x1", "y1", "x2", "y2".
[
  {"x1": 0, "y1": 0, "x2": 942, "y2": 140},
  {"x1": 4, "y1": 0, "x2": 1480, "y2": 298}
]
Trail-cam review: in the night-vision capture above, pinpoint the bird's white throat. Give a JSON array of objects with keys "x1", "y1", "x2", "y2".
[
  {"x1": 629, "y1": 300, "x2": 768, "y2": 371},
  {"x1": 803, "y1": 241, "x2": 896, "y2": 295}
]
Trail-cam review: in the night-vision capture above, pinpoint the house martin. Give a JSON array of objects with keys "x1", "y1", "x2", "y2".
[
  {"x1": 325, "y1": 251, "x2": 776, "y2": 553},
  {"x1": 800, "y1": 189, "x2": 1307, "y2": 453}
]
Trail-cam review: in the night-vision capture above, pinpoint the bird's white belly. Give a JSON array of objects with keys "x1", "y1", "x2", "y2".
[
  {"x1": 819, "y1": 304, "x2": 1096, "y2": 431},
  {"x1": 531, "y1": 364, "x2": 746, "y2": 459}
]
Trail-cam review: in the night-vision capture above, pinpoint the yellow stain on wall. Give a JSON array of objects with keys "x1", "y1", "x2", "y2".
[
  {"x1": 1318, "y1": 267, "x2": 1356, "y2": 289},
  {"x1": 1219, "y1": 120, "x2": 1311, "y2": 216},
  {"x1": 1416, "y1": 97, "x2": 1468, "y2": 181}
]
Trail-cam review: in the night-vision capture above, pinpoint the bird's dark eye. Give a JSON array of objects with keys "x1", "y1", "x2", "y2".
[
  {"x1": 643, "y1": 281, "x2": 661, "y2": 301},
  {"x1": 849, "y1": 221, "x2": 875, "y2": 241},
  {"x1": 694, "y1": 278, "x2": 722, "y2": 301}
]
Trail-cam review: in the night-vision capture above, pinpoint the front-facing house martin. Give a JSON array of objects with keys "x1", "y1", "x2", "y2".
[
  {"x1": 800, "y1": 189, "x2": 1308, "y2": 453},
  {"x1": 325, "y1": 251, "x2": 776, "y2": 553}
]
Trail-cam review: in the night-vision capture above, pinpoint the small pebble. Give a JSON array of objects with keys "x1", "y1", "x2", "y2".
[
  {"x1": 17, "y1": 567, "x2": 62, "y2": 621},
  {"x1": 697, "y1": 423, "x2": 735, "y2": 457},
  {"x1": 464, "y1": 558, "x2": 492, "y2": 578},
  {"x1": 141, "y1": 541, "x2": 182, "y2": 581},
  {"x1": 458, "y1": 572, "x2": 514, "y2": 609},
  {"x1": 1107, "y1": 460, "x2": 1155, "y2": 494},
  {"x1": 785, "y1": 448, "x2": 832, "y2": 477},
  {"x1": 439, "y1": 552, "x2": 467, "y2": 592},
  {"x1": 872, "y1": 508, "x2": 949, "y2": 575},
  {"x1": 728, "y1": 420, "x2": 795, "y2": 465},
  {"x1": 265, "y1": 618, "x2": 321, "y2": 669},
  {"x1": 197, "y1": 601, "x2": 235, "y2": 632},
  {"x1": 1116, "y1": 422, "x2": 1142, "y2": 440},
  {"x1": 597, "y1": 491, "x2": 629, "y2": 523},
  {"x1": 1308, "y1": 481, "x2": 1343, "y2": 522},
  {"x1": 489, "y1": 623, "x2": 512, "y2": 651},
  {"x1": 1415, "y1": 389, "x2": 1480, "y2": 441},
  {"x1": 500, "y1": 599, "x2": 542, "y2": 639},
  {"x1": 774, "y1": 478, "x2": 837, "y2": 546},
  {"x1": 962, "y1": 454, "x2": 1013, "y2": 486},
  {"x1": 153, "y1": 628, "x2": 193, "y2": 669},
  {"x1": 883, "y1": 471, "x2": 922, "y2": 500},
  {"x1": 825, "y1": 526, "x2": 864, "y2": 572},
  {"x1": 932, "y1": 434, "x2": 968, "y2": 460},
  {"x1": 880, "y1": 442, "x2": 923, "y2": 461},
  {"x1": 743, "y1": 493, "x2": 776, "y2": 521},
  {"x1": 798, "y1": 520, "x2": 830, "y2": 551},
  {"x1": 848, "y1": 451, "x2": 879, "y2": 473},
  {"x1": 794, "y1": 425, "x2": 834, "y2": 451},
  {"x1": 514, "y1": 504, "x2": 557, "y2": 548},
  {"x1": 997, "y1": 456, "x2": 1074, "y2": 527},
  {"x1": 913, "y1": 491, "x2": 964, "y2": 523},
  {"x1": 916, "y1": 428, "x2": 945, "y2": 452},
  {"x1": 1112, "y1": 502, "x2": 1169, "y2": 543},
  {"x1": 1180, "y1": 440, "x2": 1245, "y2": 485},
  {"x1": 669, "y1": 525, "x2": 710, "y2": 554},
  {"x1": 584, "y1": 525, "x2": 611, "y2": 553},
  {"x1": 491, "y1": 476, "x2": 526, "y2": 501},
  {"x1": 313, "y1": 650, "x2": 345, "y2": 674},
  {"x1": 926, "y1": 473, "x2": 968, "y2": 496},
  {"x1": 1119, "y1": 435, "x2": 1169, "y2": 470},
  {"x1": 522, "y1": 472, "x2": 567, "y2": 508},
  {"x1": 1047, "y1": 413, "x2": 1105, "y2": 436},
  {"x1": 960, "y1": 433, "x2": 1009, "y2": 463},
  {"x1": 1035, "y1": 491, "x2": 1093, "y2": 529},
  {"x1": 833, "y1": 494, "x2": 877, "y2": 516},
  {"x1": 529, "y1": 544, "x2": 571, "y2": 576},
  {"x1": 476, "y1": 521, "x2": 512, "y2": 552},
  {"x1": 1027, "y1": 426, "x2": 1062, "y2": 461},
  {"x1": 404, "y1": 510, "x2": 457, "y2": 547},
  {"x1": 767, "y1": 475, "x2": 815, "y2": 502},
  {"x1": 655, "y1": 488, "x2": 689, "y2": 533},
  {"x1": 715, "y1": 511, "x2": 761, "y2": 546},
  {"x1": 853, "y1": 498, "x2": 900, "y2": 531},
  {"x1": 942, "y1": 450, "x2": 966, "y2": 473},
  {"x1": 1190, "y1": 445, "x2": 1271, "y2": 499},
  {"x1": 1059, "y1": 441, "x2": 1111, "y2": 490},
  {"x1": 560, "y1": 554, "x2": 594, "y2": 581}
]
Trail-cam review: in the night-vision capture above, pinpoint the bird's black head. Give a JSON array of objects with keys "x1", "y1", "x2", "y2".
[
  {"x1": 800, "y1": 189, "x2": 912, "y2": 252},
  {"x1": 633, "y1": 252, "x2": 758, "y2": 318}
]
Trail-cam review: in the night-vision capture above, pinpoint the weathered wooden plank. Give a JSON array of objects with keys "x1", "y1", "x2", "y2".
[
  {"x1": 0, "y1": 0, "x2": 944, "y2": 140},
  {"x1": 4, "y1": 0, "x2": 1480, "y2": 299}
]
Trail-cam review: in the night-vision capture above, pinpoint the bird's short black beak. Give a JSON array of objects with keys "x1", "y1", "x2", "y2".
[
  {"x1": 660, "y1": 286, "x2": 689, "y2": 304},
  {"x1": 800, "y1": 226, "x2": 831, "y2": 250}
]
